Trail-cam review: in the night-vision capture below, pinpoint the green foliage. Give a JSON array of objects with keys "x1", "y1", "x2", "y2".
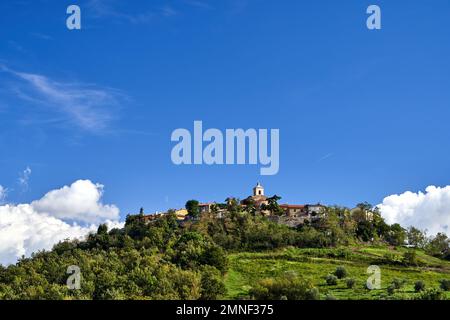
[
  {"x1": 385, "y1": 224, "x2": 407, "y2": 246},
  {"x1": 407, "y1": 227, "x2": 427, "y2": 248},
  {"x1": 307, "y1": 287, "x2": 320, "y2": 300},
  {"x1": 391, "y1": 278, "x2": 406, "y2": 290},
  {"x1": 171, "y1": 232, "x2": 228, "y2": 272},
  {"x1": 414, "y1": 281, "x2": 426, "y2": 292},
  {"x1": 426, "y1": 233, "x2": 449, "y2": 258},
  {"x1": 356, "y1": 220, "x2": 375, "y2": 242},
  {"x1": 414, "y1": 288, "x2": 444, "y2": 300},
  {"x1": 402, "y1": 250, "x2": 418, "y2": 266},
  {"x1": 249, "y1": 273, "x2": 318, "y2": 300},
  {"x1": 334, "y1": 266, "x2": 348, "y2": 279},
  {"x1": 1, "y1": 198, "x2": 449, "y2": 301},
  {"x1": 185, "y1": 200, "x2": 200, "y2": 218},
  {"x1": 264, "y1": 195, "x2": 284, "y2": 216},
  {"x1": 382, "y1": 252, "x2": 403, "y2": 265},
  {"x1": 387, "y1": 285, "x2": 396, "y2": 295},
  {"x1": 326, "y1": 274, "x2": 338, "y2": 286},
  {"x1": 97, "y1": 224, "x2": 108, "y2": 235},
  {"x1": 346, "y1": 278, "x2": 356, "y2": 289},
  {"x1": 226, "y1": 246, "x2": 450, "y2": 300},
  {"x1": 199, "y1": 266, "x2": 226, "y2": 300},
  {"x1": 439, "y1": 279, "x2": 450, "y2": 291}
]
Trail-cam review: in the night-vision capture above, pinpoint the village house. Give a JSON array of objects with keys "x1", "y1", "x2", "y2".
[{"x1": 134, "y1": 183, "x2": 326, "y2": 227}]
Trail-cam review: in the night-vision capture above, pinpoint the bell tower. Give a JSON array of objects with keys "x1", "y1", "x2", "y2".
[{"x1": 253, "y1": 182, "x2": 264, "y2": 196}]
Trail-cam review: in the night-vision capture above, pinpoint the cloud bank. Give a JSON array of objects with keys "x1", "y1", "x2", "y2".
[
  {"x1": 31, "y1": 180, "x2": 120, "y2": 224},
  {"x1": 0, "y1": 180, "x2": 123, "y2": 266},
  {"x1": 378, "y1": 185, "x2": 450, "y2": 236}
]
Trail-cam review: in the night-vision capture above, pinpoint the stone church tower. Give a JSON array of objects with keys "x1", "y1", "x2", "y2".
[{"x1": 253, "y1": 182, "x2": 264, "y2": 196}]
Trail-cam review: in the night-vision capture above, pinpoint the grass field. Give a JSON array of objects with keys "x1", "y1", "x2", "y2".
[{"x1": 224, "y1": 245, "x2": 450, "y2": 300}]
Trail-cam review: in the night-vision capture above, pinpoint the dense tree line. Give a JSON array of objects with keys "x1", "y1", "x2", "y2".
[{"x1": 0, "y1": 199, "x2": 448, "y2": 299}]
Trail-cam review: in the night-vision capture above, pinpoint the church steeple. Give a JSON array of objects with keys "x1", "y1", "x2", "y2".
[{"x1": 253, "y1": 182, "x2": 264, "y2": 196}]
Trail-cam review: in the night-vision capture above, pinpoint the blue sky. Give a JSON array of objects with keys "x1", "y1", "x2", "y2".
[{"x1": 1, "y1": 0, "x2": 450, "y2": 220}]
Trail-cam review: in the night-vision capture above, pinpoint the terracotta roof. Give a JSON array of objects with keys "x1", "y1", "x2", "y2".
[{"x1": 280, "y1": 204, "x2": 305, "y2": 209}]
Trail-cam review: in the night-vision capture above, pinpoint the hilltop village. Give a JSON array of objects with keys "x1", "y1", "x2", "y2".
[{"x1": 133, "y1": 183, "x2": 326, "y2": 228}]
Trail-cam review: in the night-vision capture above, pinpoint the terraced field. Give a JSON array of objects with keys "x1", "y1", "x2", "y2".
[{"x1": 224, "y1": 246, "x2": 450, "y2": 300}]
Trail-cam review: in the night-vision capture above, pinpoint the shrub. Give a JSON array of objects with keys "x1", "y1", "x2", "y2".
[
  {"x1": 402, "y1": 250, "x2": 418, "y2": 266},
  {"x1": 334, "y1": 266, "x2": 348, "y2": 279},
  {"x1": 199, "y1": 266, "x2": 226, "y2": 300},
  {"x1": 325, "y1": 294, "x2": 337, "y2": 300},
  {"x1": 249, "y1": 274, "x2": 318, "y2": 300},
  {"x1": 414, "y1": 288, "x2": 444, "y2": 300},
  {"x1": 414, "y1": 281, "x2": 425, "y2": 292},
  {"x1": 305, "y1": 287, "x2": 320, "y2": 300},
  {"x1": 346, "y1": 278, "x2": 356, "y2": 289},
  {"x1": 439, "y1": 279, "x2": 450, "y2": 291},
  {"x1": 382, "y1": 253, "x2": 403, "y2": 265},
  {"x1": 387, "y1": 285, "x2": 395, "y2": 295},
  {"x1": 326, "y1": 274, "x2": 338, "y2": 286},
  {"x1": 391, "y1": 278, "x2": 406, "y2": 290}
]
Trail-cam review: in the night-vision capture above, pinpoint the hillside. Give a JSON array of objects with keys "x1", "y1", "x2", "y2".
[
  {"x1": 0, "y1": 202, "x2": 449, "y2": 300},
  {"x1": 225, "y1": 246, "x2": 450, "y2": 300}
]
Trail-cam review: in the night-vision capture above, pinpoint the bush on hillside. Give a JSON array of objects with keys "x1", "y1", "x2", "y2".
[
  {"x1": 249, "y1": 273, "x2": 318, "y2": 300},
  {"x1": 414, "y1": 288, "x2": 444, "y2": 300},
  {"x1": 346, "y1": 278, "x2": 356, "y2": 289},
  {"x1": 414, "y1": 281, "x2": 426, "y2": 292},
  {"x1": 439, "y1": 279, "x2": 450, "y2": 291},
  {"x1": 326, "y1": 274, "x2": 338, "y2": 286},
  {"x1": 391, "y1": 278, "x2": 406, "y2": 290},
  {"x1": 334, "y1": 266, "x2": 348, "y2": 279}
]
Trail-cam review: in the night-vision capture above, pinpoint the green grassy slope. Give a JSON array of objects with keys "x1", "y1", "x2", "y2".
[{"x1": 224, "y1": 245, "x2": 450, "y2": 300}]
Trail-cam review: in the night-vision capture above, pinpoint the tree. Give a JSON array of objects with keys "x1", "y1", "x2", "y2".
[
  {"x1": 185, "y1": 200, "x2": 200, "y2": 218},
  {"x1": 97, "y1": 224, "x2": 108, "y2": 235},
  {"x1": 266, "y1": 195, "x2": 284, "y2": 216},
  {"x1": 242, "y1": 197, "x2": 257, "y2": 216},
  {"x1": 426, "y1": 233, "x2": 449, "y2": 258},
  {"x1": 357, "y1": 202, "x2": 373, "y2": 211},
  {"x1": 199, "y1": 266, "x2": 226, "y2": 300},
  {"x1": 356, "y1": 220, "x2": 375, "y2": 242},
  {"x1": 225, "y1": 197, "x2": 240, "y2": 214},
  {"x1": 407, "y1": 227, "x2": 427, "y2": 248},
  {"x1": 372, "y1": 210, "x2": 390, "y2": 239},
  {"x1": 386, "y1": 224, "x2": 406, "y2": 246}
]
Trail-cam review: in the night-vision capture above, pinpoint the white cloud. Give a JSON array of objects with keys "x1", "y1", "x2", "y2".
[
  {"x1": 378, "y1": 185, "x2": 450, "y2": 236},
  {"x1": 0, "y1": 65, "x2": 122, "y2": 132},
  {"x1": 0, "y1": 180, "x2": 123, "y2": 266},
  {"x1": 18, "y1": 166, "x2": 31, "y2": 190},
  {"x1": 31, "y1": 180, "x2": 120, "y2": 224}
]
